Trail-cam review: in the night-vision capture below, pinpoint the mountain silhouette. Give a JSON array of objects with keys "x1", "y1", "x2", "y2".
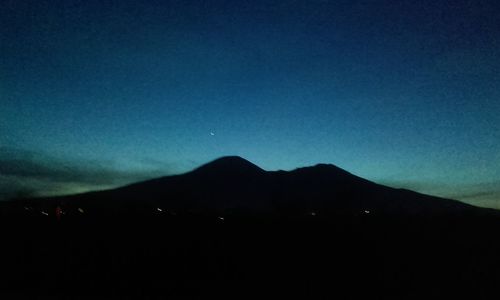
[
  {"x1": 2, "y1": 156, "x2": 500, "y2": 298},
  {"x1": 191, "y1": 155, "x2": 265, "y2": 175},
  {"x1": 4, "y1": 155, "x2": 490, "y2": 217}
]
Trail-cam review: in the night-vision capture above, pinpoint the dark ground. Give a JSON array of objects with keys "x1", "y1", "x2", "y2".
[{"x1": 1, "y1": 210, "x2": 500, "y2": 299}]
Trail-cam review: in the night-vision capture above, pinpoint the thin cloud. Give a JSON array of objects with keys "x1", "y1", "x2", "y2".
[
  {"x1": 0, "y1": 147, "x2": 172, "y2": 200},
  {"x1": 380, "y1": 178, "x2": 500, "y2": 209}
]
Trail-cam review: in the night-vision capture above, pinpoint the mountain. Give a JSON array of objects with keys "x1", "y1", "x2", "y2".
[
  {"x1": 3, "y1": 156, "x2": 489, "y2": 218},
  {"x1": 2, "y1": 156, "x2": 500, "y2": 297},
  {"x1": 190, "y1": 155, "x2": 265, "y2": 175}
]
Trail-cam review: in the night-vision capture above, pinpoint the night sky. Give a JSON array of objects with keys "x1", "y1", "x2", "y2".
[{"x1": 1, "y1": 0, "x2": 499, "y2": 208}]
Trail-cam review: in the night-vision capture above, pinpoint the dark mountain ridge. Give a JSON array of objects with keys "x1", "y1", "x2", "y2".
[
  {"x1": 2, "y1": 156, "x2": 491, "y2": 218},
  {"x1": 191, "y1": 155, "x2": 265, "y2": 175},
  {"x1": 2, "y1": 156, "x2": 500, "y2": 298}
]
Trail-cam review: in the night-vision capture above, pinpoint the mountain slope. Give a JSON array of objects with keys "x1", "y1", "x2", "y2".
[{"x1": 3, "y1": 155, "x2": 489, "y2": 218}]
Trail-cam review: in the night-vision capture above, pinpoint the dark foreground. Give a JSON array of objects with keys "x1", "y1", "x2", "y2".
[{"x1": 2, "y1": 212, "x2": 500, "y2": 299}]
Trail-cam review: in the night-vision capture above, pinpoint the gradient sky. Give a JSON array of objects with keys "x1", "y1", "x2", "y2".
[{"x1": 1, "y1": 0, "x2": 500, "y2": 208}]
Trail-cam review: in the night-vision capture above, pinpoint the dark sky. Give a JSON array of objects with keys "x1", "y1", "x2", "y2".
[{"x1": 1, "y1": 0, "x2": 500, "y2": 208}]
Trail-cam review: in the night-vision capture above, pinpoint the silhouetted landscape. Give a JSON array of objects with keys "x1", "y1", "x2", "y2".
[
  {"x1": 4, "y1": 0, "x2": 500, "y2": 298},
  {"x1": 1, "y1": 156, "x2": 500, "y2": 298}
]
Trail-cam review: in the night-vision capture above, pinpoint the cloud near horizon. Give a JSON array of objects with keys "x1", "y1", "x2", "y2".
[
  {"x1": 0, "y1": 147, "x2": 172, "y2": 200},
  {"x1": 380, "y1": 178, "x2": 500, "y2": 210}
]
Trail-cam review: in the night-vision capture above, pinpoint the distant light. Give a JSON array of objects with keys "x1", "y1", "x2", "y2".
[
  {"x1": 218, "y1": 216, "x2": 224, "y2": 221},
  {"x1": 78, "y1": 208, "x2": 84, "y2": 213},
  {"x1": 210, "y1": 132, "x2": 215, "y2": 136},
  {"x1": 364, "y1": 210, "x2": 370, "y2": 214},
  {"x1": 310, "y1": 212, "x2": 316, "y2": 216},
  {"x1": 41, "y1": 211, "x2": 48, "y2": 216},
  {"x1": 24, "y1": 206, "x2": 30, "y2": 211},
  {"x1": 157, "y1": 208, "x2": 163, "y2": 212}
]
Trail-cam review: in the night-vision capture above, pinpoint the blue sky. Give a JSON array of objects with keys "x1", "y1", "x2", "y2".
[{"x1": 1, "y1": 0, "x2": 500, "y2": 208}]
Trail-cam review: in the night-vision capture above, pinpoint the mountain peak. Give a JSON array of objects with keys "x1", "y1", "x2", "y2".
[
  {"x1": 295, "y1": 163, "x2": 351, "y2": 173},
  {"x1": 192, "y1": 156, "x2": 265, "y2": 175},
  {"x1": 211, "y1": 155, "x2": 254, "y2": 164}
]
